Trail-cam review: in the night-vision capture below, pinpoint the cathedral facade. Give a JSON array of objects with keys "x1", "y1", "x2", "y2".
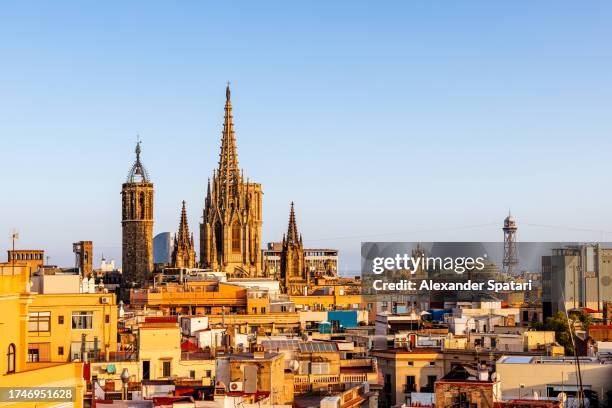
[
  {"x1": 171, "y1": 201, "x2": 196, "y2": 269},
  {"x1": 121, "y1": 142, "x2": 154, "y2": 300},
  {"x1": 200, "y1": 85, "x2": 263, "y2": 277}
]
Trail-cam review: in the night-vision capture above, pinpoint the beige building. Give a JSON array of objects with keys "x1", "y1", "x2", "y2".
[
  {"x1": 372, "y1": 348, "x2": 444, "y2": 406},
  {"x1": 496, "y1": 355, "x2": 612, "y2": 400},
  {"x1": 542, "y1": 244, "x2": 612, "y2": 318},
  {"x1": 215, "y1": 350, "x2": 291, "y2": 404},
  {"x1": 263, "y1": 242, "x2": 338, "y2": 280}
]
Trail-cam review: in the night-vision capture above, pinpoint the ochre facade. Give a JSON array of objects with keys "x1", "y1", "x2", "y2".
[{"x1": 200, "y1": 85, "x2": 263, "y2": 277}]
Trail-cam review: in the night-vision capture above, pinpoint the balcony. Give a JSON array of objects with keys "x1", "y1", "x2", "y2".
[
  {"x1": 403, "y1": 384, "x2": 417, "y2": 393},
  {"x1": 339, "y1": 358, "x2": 375, "y2": 367}
]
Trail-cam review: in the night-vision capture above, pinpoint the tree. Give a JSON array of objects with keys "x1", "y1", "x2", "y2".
[
  {"x1": 531, "y1": 312, "x2": 574, "y2": 355},
  {"x1": 568, "y1": 310, "x2": 592, "y2": 331}
]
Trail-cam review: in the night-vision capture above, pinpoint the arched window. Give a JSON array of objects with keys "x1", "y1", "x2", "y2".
[
  {"x1": 232, "y1": 221, "x2": 241, "y2": 253},
  {"x1": 130, "y1": 192, "x2": 135, "y2": 219},
  {"x1": 7, "y1": 344, "x2": 15, "y2": 373},
  {"x1": 139, "y1": 192, "x2": 146, "y2": 220},
  {"x1": 214, "y1": 222, "x2": 223, "y2": 260}
]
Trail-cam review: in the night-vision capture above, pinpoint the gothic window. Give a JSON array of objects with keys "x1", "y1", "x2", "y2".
[
  {"x1": 215, "y1": 222, "x2": 223, "y2": 258},
  {"x1": 7, "y1": 344, "x2": 15, "y2": 373},
  {"x1": 149, "y1": 192, "x2": 153, "y2": 218},
  {"x1": 232, "y1": 221, "x2": 241, "y2": 253},
  {"x1": 130, "y1": 192, "x2": 135, "y2": 219},
  {"x1": 122, "y1": 194, "x2": 126, "y2": 219},
  {"x1": 139, "y1": 192, "x2": 146, "y2": 219}
]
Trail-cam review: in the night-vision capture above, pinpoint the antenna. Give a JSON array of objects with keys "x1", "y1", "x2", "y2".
[
  {"x1": 502, "y1": 212, "x2": 518, "y2": 275},
  {"x1": 9, "y1": 228, "x2": 19, "y2": 275}
]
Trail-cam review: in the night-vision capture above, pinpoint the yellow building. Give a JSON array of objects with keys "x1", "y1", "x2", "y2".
[
  {"x1": 90, "y1": 322, "x2": 215, "y2": 391},
  {"x1": 0, "y1": 264, "x2": 85, "y2": 407},
  {"x1": 372, "y1": 348, "x2": 445, "y2": 407},
  {"x1": 5, "y1": 249, "x2": 44, "y2": 273},
  {"x1": 293, "y1": 342, "x2": 378, "y2": 396},
  {"x1": 290, "y1": 292, "x2": 363, "y2": 311},
  {"x1": 131, "y1": 281, "x2": 248, "y2": 315},
  {"x1": 215, "y1": 350, "x2": 291, "y2": 405},
  {"x1": 27, "y1": 292, "x2": 118, "y2": 362}
]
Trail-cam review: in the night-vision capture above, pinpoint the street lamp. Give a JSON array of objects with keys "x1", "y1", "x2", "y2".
[{"x1": 120, "y1": 368, "x2": 130, "y2": 400}]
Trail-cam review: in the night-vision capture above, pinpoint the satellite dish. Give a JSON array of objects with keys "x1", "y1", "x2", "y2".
[{"x1": 558, "y1": 392, "x2": 567, "y2": 403}]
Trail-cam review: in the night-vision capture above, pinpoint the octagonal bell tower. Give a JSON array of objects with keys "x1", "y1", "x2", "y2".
[{"x1": 121, "y1": 142, "x2": 154, "y2": 300}]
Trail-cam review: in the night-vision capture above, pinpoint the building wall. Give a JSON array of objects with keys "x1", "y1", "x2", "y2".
[
  {"x1": 373, "y1": 350, "x2": 444, "y2": 406},
  {"x1": 435, "y1": 381, "x2": 496, "y2": 408},
  {"x1": 496, "y1": 358, "x2": 612, "y2": 398},
  {"x1": 290, "y1": 293, "x2": 363, "y2": 311},
  {"x1": 31, "y1": 273, "x2": 80, "y2": 294},
  {"x1": 27, "y1": 292, "x2": 118, "y2": 362},
  {"x1": 0, "y1": 265, "x2": 85, "y2": 407},
  {"x1": 7, "y1": 250, "x2": 44, "y2": 273},
  {"x1": 139, "y1": 325, "x2": 181, "y2": 379}
]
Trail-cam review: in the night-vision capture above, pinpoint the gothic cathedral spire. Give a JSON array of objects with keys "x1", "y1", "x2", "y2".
[
  {"x1": 285, "y1": 202, "x2": 302, "y2": 245},
  {"x1": 281, "y1": 202, "x2": 307, "y2": 295},
  {"x1": 172, "y1": 200, "x2": 196, "y2": 269},
  {"x1": 200, "y1": 85, "x2": 263, "y2": 277},
  {"x1": 217, "y1": 83, "x2": 240, "y2": 207}
]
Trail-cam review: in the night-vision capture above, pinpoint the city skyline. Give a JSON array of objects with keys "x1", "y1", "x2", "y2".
[{"x1": 2, "y1": 2, "x2": 612, "y2": 272}]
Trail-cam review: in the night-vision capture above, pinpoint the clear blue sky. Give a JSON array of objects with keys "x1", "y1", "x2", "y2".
[{"x1": 1, "y1": 1, "x2": 611, "y2": 273}]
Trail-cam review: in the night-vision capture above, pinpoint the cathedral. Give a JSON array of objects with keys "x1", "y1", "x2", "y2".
[
  {"x1": 199, "y1": 85, "x2": 263, "y2": 277},
  {"x1": 171, "y1": 201, "x2": 196, "y2": 269},
  {"x1": 120, "y1": 85, "x2": 335, "y2": 289},
  {"x1": 121, "y1": 142, "x2": 154, "y2": 301}
]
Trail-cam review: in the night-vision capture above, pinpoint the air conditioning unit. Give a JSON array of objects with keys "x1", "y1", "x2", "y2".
[
  {"x1": 229, "y1": 382, "x2": 243, "y2": 392},
  {"x1": 100, "y1": 297, "x2": 109, "y2": 304}
]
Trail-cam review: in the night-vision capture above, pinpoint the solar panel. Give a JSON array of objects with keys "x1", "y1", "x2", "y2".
[
  {"x1": 298, "y1": 342, "x2": 337, "y2": 353},
  {"x1": 261, "y1": 339, "x2": 301, "y2": 351}
]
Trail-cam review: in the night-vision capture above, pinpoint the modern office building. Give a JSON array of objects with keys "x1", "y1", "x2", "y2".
[
  {"x1": 542, "y1": 244, "x2": 612, "y2": 318},
  {"x1": 153, "y1": 232, "x2": 174, "y2": 266}
]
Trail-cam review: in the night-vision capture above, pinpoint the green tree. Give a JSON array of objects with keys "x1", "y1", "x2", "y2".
[
  {"x1": 568, "y1": 310, "x2": 591, "y2": 331},
  {"x1": 531, "y1": 312, "x2": 574, "y2": 355}
]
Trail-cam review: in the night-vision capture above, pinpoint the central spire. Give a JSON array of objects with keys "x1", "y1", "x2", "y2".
[
  {"x1": 178, "y1": 200, "x2": 190, "y2": 241},
  {"x1": 217, "y1": 83, "x2": 240, "y2": 201},
  {"x1": 286, "y1": 202, "x2": 299, "y2": 244}
]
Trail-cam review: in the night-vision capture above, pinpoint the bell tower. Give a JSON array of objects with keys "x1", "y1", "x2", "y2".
[{"x1": 121, "y1": 142, "x2": 154, "y2": 301}]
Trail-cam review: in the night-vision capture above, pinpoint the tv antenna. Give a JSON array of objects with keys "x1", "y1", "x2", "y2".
[{"x1": 9, "y1": 228, "x2": 19, "y2": 275}]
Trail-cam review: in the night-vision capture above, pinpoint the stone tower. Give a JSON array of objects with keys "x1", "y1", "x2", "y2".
[
  {"x1": 171, "y1": 201, "x2": 196, "y2": 269},
  {"x1": 121, "y1": 142, "x2": 153, "y2": 300},
  {"x1": 280, "y1": 202, "x2": 308, "y2": 295},
  {"x1": 200, "y1": 85, "x2": 263, "y2": 277},
  {"x1": 73, "y1": 240, "x2": 93, "y2": 278}
]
